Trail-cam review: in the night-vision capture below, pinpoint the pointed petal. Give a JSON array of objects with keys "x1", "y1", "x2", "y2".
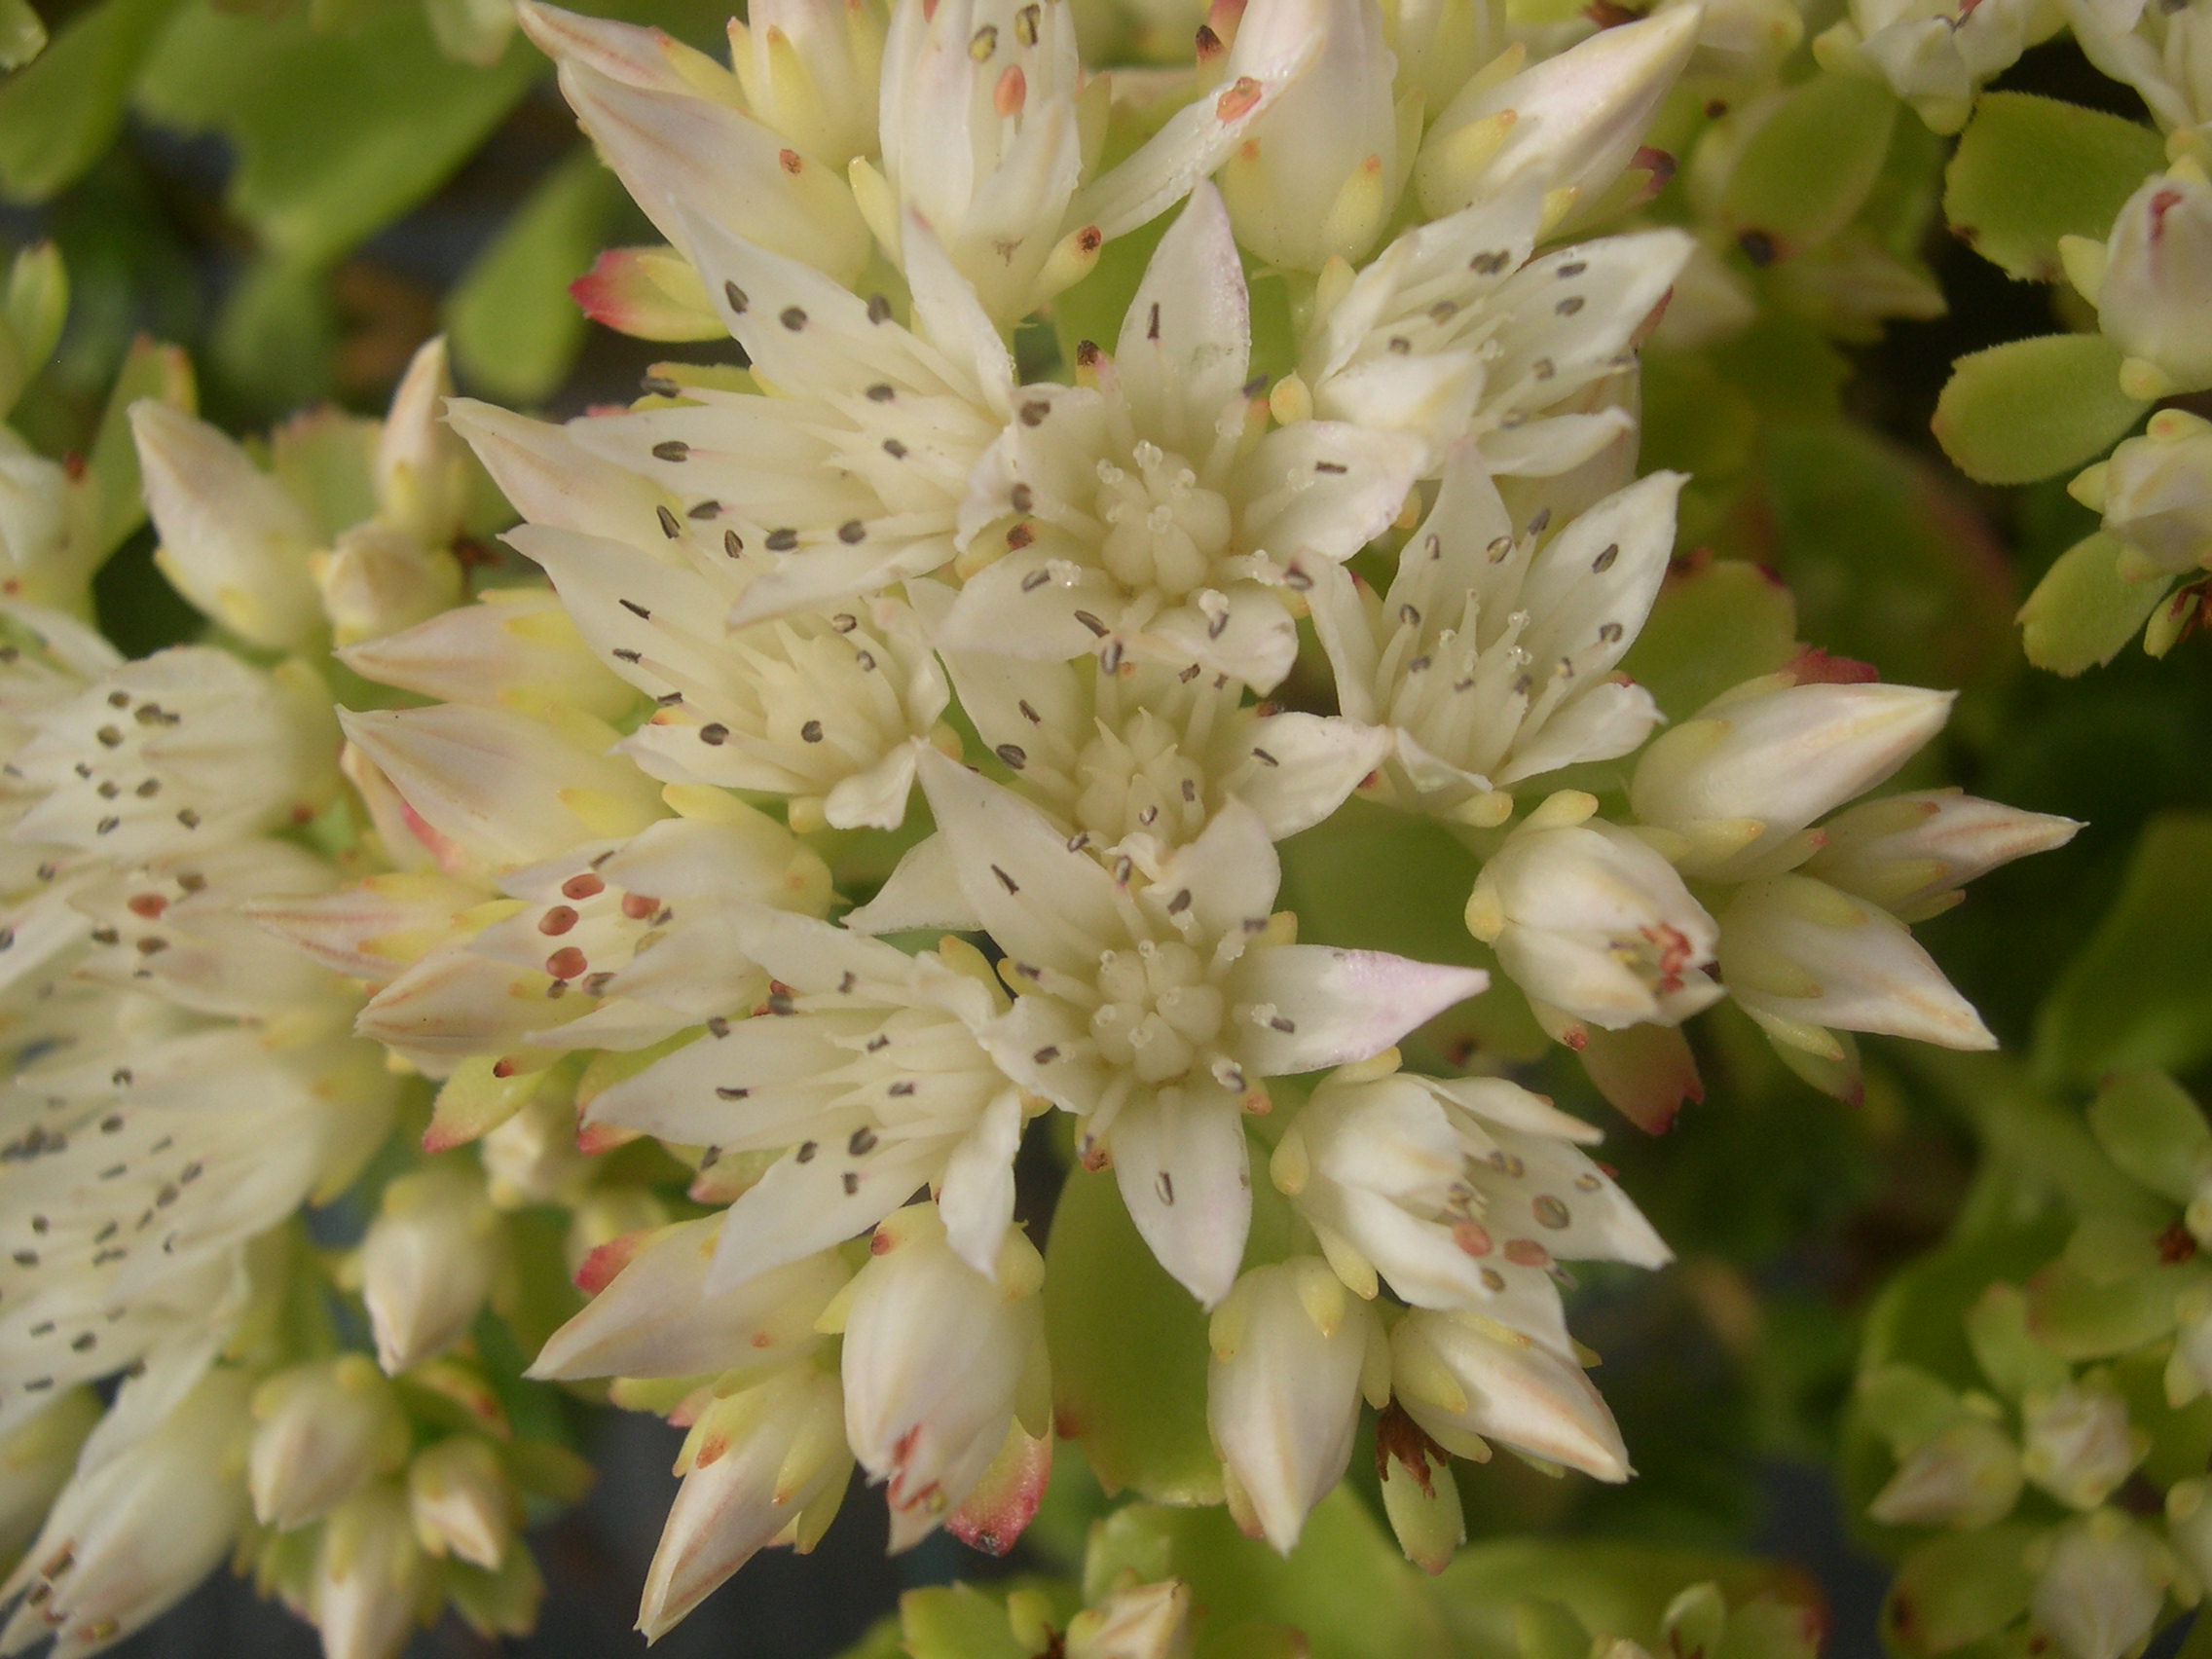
[
  {"x1": 1235, "y1": 946, "x2": 1488, "y2": 1074},
  {"x1": 1116, "y1": 184, "x2": 1250, "y2": 456},
  {"x1": 1111, "y1": 1088, "x2": 1252, "y2": 1308}
]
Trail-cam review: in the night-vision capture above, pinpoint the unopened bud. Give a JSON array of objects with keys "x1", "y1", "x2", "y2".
[
  {"x1": 408, "y1": 1437, "x2": 515, "y2": 1569},
  {"x1": 249, "y1": 1356, "x2": 409, "y2": 1530},
  {"x1": 360, "y1": 1164, "x2": 503, "y2": 1375}
]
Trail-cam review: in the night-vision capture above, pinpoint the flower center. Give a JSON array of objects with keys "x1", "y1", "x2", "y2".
[
  {"x1": 1073, "y1": 712, "x2": 1209, "y2": 848},
  {"x1": 1088, "y1": 939, "x2": 1227, "y2": 1084},
  {"x1": 1095, "y1": 441, "x2": 1232, "y2": 600}
]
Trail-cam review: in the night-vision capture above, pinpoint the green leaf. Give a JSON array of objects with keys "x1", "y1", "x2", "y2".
[
  {"x1": 134, "y1": 0, "x2": 539, "y2": 267},
  {"x1": 1933, "y1": 334, "x2": 2147, "y2": 486},
  {"x1": 898, "y1": 1585, "x2": 1035, "y2": 1659},
  {"x1": 2085, "y1": 1071, "x2": 2209, "y2": 1205},
  {"x1": 2034, "y1": 812, "x2": 2212, "y2": 1085},
  {"x1": 0, "y1": 0, "x2": 185, "y2": 203},
  {"x1": 2016, "y1": 531, "x2": 2167, "y2": 676},
  {"x1": 208, "y1": 255, "x2": 337, "y2": 415},
  {"x1": 1617, "y1": 554, "x2": 1797, "y2": 721},
  {"x1": 1721, "y1": 74, "x2": 1898, "y2": 254},
  {"x1": 1043, "y1": 1163, "x2": 1221, "y2": 1506},
  {"x1": 447, "y1": 150, "x2": 624, "y2": 405},
  {"x1": 1883, "y1": 1527, "x2": 2039, "y2": 1657},
  {"x1": 1945, "y1": 93, "x2": 2165, "y2": 282}
]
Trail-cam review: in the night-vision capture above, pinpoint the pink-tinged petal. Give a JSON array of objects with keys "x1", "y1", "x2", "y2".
[
  {"x1": 1574, "y1": 1021, "x2": 1703, "y2": 1135},
  {"x1": 555, "y1": 61, "x2": 869, "y2": 281},
  {"x1": 1116, "y1": 184, "x2": 1250, "y2": 457},
  {"x1": 336, "y1": 704, "x2": 663, "y2": 868},
  {"x1": 1145, "y1": 800, "x2": 1280, "y2": 941},
  {"x1": 842, "y1": 834, "x2": 981, "y2": 935},
  {"x1": 355, "y1": 945, "x2": 568, "y2": 1062},
  {"x1": 914, "y1": 747, "x2": 1121, "y2": 977},
  {"x1": 516, "y1": 2, "x2": 688, "y2": 90},
  {"x1": 570, "y1": 245, "x2": 725, "y2": 342},
  {"x1": 1238, "y1": 421, "x2": 1422, "y2": 568},
  {"x1": 1235, "y1": 947, "x2": 1488, "y2": 1075},
  {"x1": 531, "y1": 1217, "x2": 847, "y2": 1380},
  {"x1": 1226, "y1": 712, "x2": 1392, "y2": 839},
  {"x1": 943, "y1": 1422, "x2": 1051, "y2": 1558},
  {"x1": 708, "y1": 1138, "x2": 943, "y2": 1291},
  {"x1": 244, "y1": 872, "x2": 478, "y2": 984},
  {"x1": 1392, "y1": 1310, "x2": 1631, "y2": 1481},
  {"x1": 1111, "y1": 1088, "x2": 1252, "y2": 1308}
]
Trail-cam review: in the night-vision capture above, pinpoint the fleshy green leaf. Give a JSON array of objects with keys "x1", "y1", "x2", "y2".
[
  {"x1": 1617, "y1": 554, "x2": 1797, "y2": 721},
  {"x1": 1721, "y1": 74, "x2": 1898, "y2": 254},
  {"x1": 2034, "y1": 811, "x2": 2212, "y2": 1085},
  {"x1": 0, "y1": 0, "x2": 45, "y2": 68},
  {"x1": 2085, "y1": 1071, "x2": 2210, "y2": 1205},
  {"x1": 447, "y1": 149, "x2": 625, "y2": 405},
  {"x1": 1883, "y1": 1527, "x2": 2039, "y2": 1657},
  {"x1": 0, "y1": 0, "x2": 185, "y2": 203},
  {"x1": 1043, "y1": 1162, "x2": 1221, "y2": 1506},
  {"x1": 1933, "y1": 334, "x2": 2147, "y2": 486},
  {"x1": 897, "y1": 1585, "x2": 1035, "y2": 1659},
  {"x1": 133, "y1": 0, "x2": 540, "y2": 267},
  {"x1": 2017, "y1": 531, "x2": 2169, "y2": 675},
  {"x1": 1945, "y1": 93, "x2": 2166, "y2": 282}
]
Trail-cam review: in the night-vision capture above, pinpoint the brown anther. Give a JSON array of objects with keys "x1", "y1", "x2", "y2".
[
  {"x1": 538, "y1": 905, "x2": 579, "y2": 936},
  {"x1": 562, "y1": 873, "x2": 606, "y2": 901},
  {"x1": 545, "y1": 946, "x2": 589, "y2": 980}
]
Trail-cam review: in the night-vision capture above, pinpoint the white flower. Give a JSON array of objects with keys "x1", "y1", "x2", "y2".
[
  {"x1": 1296, "y1": 205, "x2": 1691, "y2": 479},
  {"x1": 640, "y1": 1363, "x2": 850, "y2": 1640},
  {"x1": 247, "y1": 1357, "x2": 408, "y2": 1531},
  {"x1": 1215, "y1": 0, "x2": 1413, "y2": 271},
  {"x1": 1272, "y1": 1062, "x2": 1669, "y2": 1329},
  {"x1": 1803, "y1": 789, "x2": 2082, "y2": 924},
  {"x1": 918, "y1": 749, "x2": 1487, "y2": 1305},
  {"x1": 2021, "y1": 1382, "x2": 2145, "y2": 1511},
  {"x1": 1865, "y1": 1416, "x2": 2023, "y2": 1529},
  {"x1": 1066, "y1": 1579, "x2": 1195, "y2": 1659},
  {"x1": 1311, "y1": 460, "x2": 1681, "y2": 819},
  {"x1": 1813, "y1": 0, "x2": 2055, "y2": 132},
  {"x1": 1464, "y1": 800, "x2": 1722, "y2": 1033},
  {"x1": 2077, "y1": 162, "x2": 2212, "y2": 399},
  {"x1": 0, "y1": 1356, "x2": 253, "y2": 1659},
  {"x1": 312, "y1": 523, "x2": 465, "y2": 649},
  {"x1": 8, "y1": 648, "x2": 338, "y2": 864},
  {"x1": 1387, "y1": 1305, "x2": 1631, "y2": 1480},
  {"x1": 1206, "y1": 1257, "x2": 1387, "y2": 1552},
  {"x1": 452, "y1": 211, "x2": 1013, "y2": 624},
  {"x1": 584, "y1": 910, "x2": 1034, "y2": 1281},
  {"x1": 358, "y1": 1165, "x2": 502, "y2": 1375},
  {"x1": 729, "y1": 0, "x2": 888, "y2": 170},
  {"x1": 532, "y1": 1214, "x2": 847, "y2": 1383},
  {"x1": 1416, "y1": 10, "x2": 1699, "y2": 221},
  {"x1": 2062, "y1": 0, "x2": 2212, "y2": 138},
  {"x1": 940, "y1": 184, "x2": 1424, "y2": 691},
  {"x1": 1714, "y1": 873, "x2": 1997, "y2": 1051},
  {"x1": 309, "y1": 1483, "x2": 428, "y2": 1659},
  {"x1": 514, "y1": 2, "x2": 875, "y2": 282},
  {"x1": 2073, "y1": 408, "x2": 2212, "y2": 582},
  {"x1": 1629, "y1": 675, "x2": 1955, "y2": 883},
  {"x1": 2030, "y1": 1511, "x2": 2171, "y2": 1659},
  {"x1": 129, "y1": 402, "x2": 324, "y2": 653},
  {"x1": 856, "y1": 639, "x2": 1387, "y2": 928},
  {"x1": 836, "y1": 1205, "x2": 1049, "y2": 1549},
  {"x1": 337, "y1": 587, "x2": 635, "y2": 725},
  {"x1": 406, "y1": 1436, "x2": 516, "y2": 1569}
]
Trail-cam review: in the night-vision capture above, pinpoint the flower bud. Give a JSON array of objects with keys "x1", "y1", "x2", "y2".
[
  {"x1": 1207, "y1": 1258, "x2": 1386, "y2": 1553},
  {"x1": 129, "y1": 401, "x2": 325, "y2": 651},
  {"x1": 360, "y1": 1164, "x2": 504, "y2": 1375},
  {"x1": 1418, "y1": 9, "x2": 1697, "y2": 222},
  {"x1": 2020, "y1": 1381, "x2": 2145, "y2": 1511},
  {"x1": 336, "y1": 586, "x2": 635, "y2": 721},
  {"x1": 640, "y1": 1364, "x2": 850, "y2": 1640},
  {"x1": 310, "y1": 1483, "x2": 430, "y2": 1659},
  {"x1": 2089, "y1": 162, "x2": 2212, "y2": 398},
  {"x1": 407, "y1": 1437, "x2": 515, "y2": 1569},
  {"x1": 1465, "y1": 810, "x2": 1722, "y2": 1031},
  {"x1": 840, "y1": 1206, "x2": 1050, "y2": 1549},
  {"x1": 248, "y1": 1356, "x2": 409, "y2": 1530},
  {"x1": 1217, "y1": 0, "x2": 1409, "y2": 270},
  {"x1": 1066, "y1": 1578, "x2": 1195, "y2": 1659},
  {"x1": 1866, "y1": 1415, "x2": 2023, "y2": 1530},
  {"x1": 729, "y1": 0, "x2": 887, "y2": 170},
  {"x1": 2029, "y1": 1511, "x2": 2169, "y2": 1659},
  {"x1": 1805, "y1": 790, "x2": 2080, "y2": 924},
  {"x1": 372, "y1": 336, "x2": 473, "y2": 550},
  {"x1": 0, "y1": 441, "x2": 76, "y2": 608},
  {"x1": 1630, "y1": 678, "x2": 1954, "y2": 882},
  {"x1": 1716, "y1": 873, "x2": 1996, "y2": 1051},
  {"x1": 1389, "y1": 1308, "x2": 1629, "y2": 1480},
  {"x1": 2076, "y1": 408, "x2": 2212, "y2": 581},
  {"x1": 1375, "y1": 1402, "x2": 1464, "y2": 1573},
  {"x1": 311, "y1": 522, "x2": 464, "y2": 648},
  {"x1": 480, "y1": 1086, "x2": 594, "y2": 1208}
]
